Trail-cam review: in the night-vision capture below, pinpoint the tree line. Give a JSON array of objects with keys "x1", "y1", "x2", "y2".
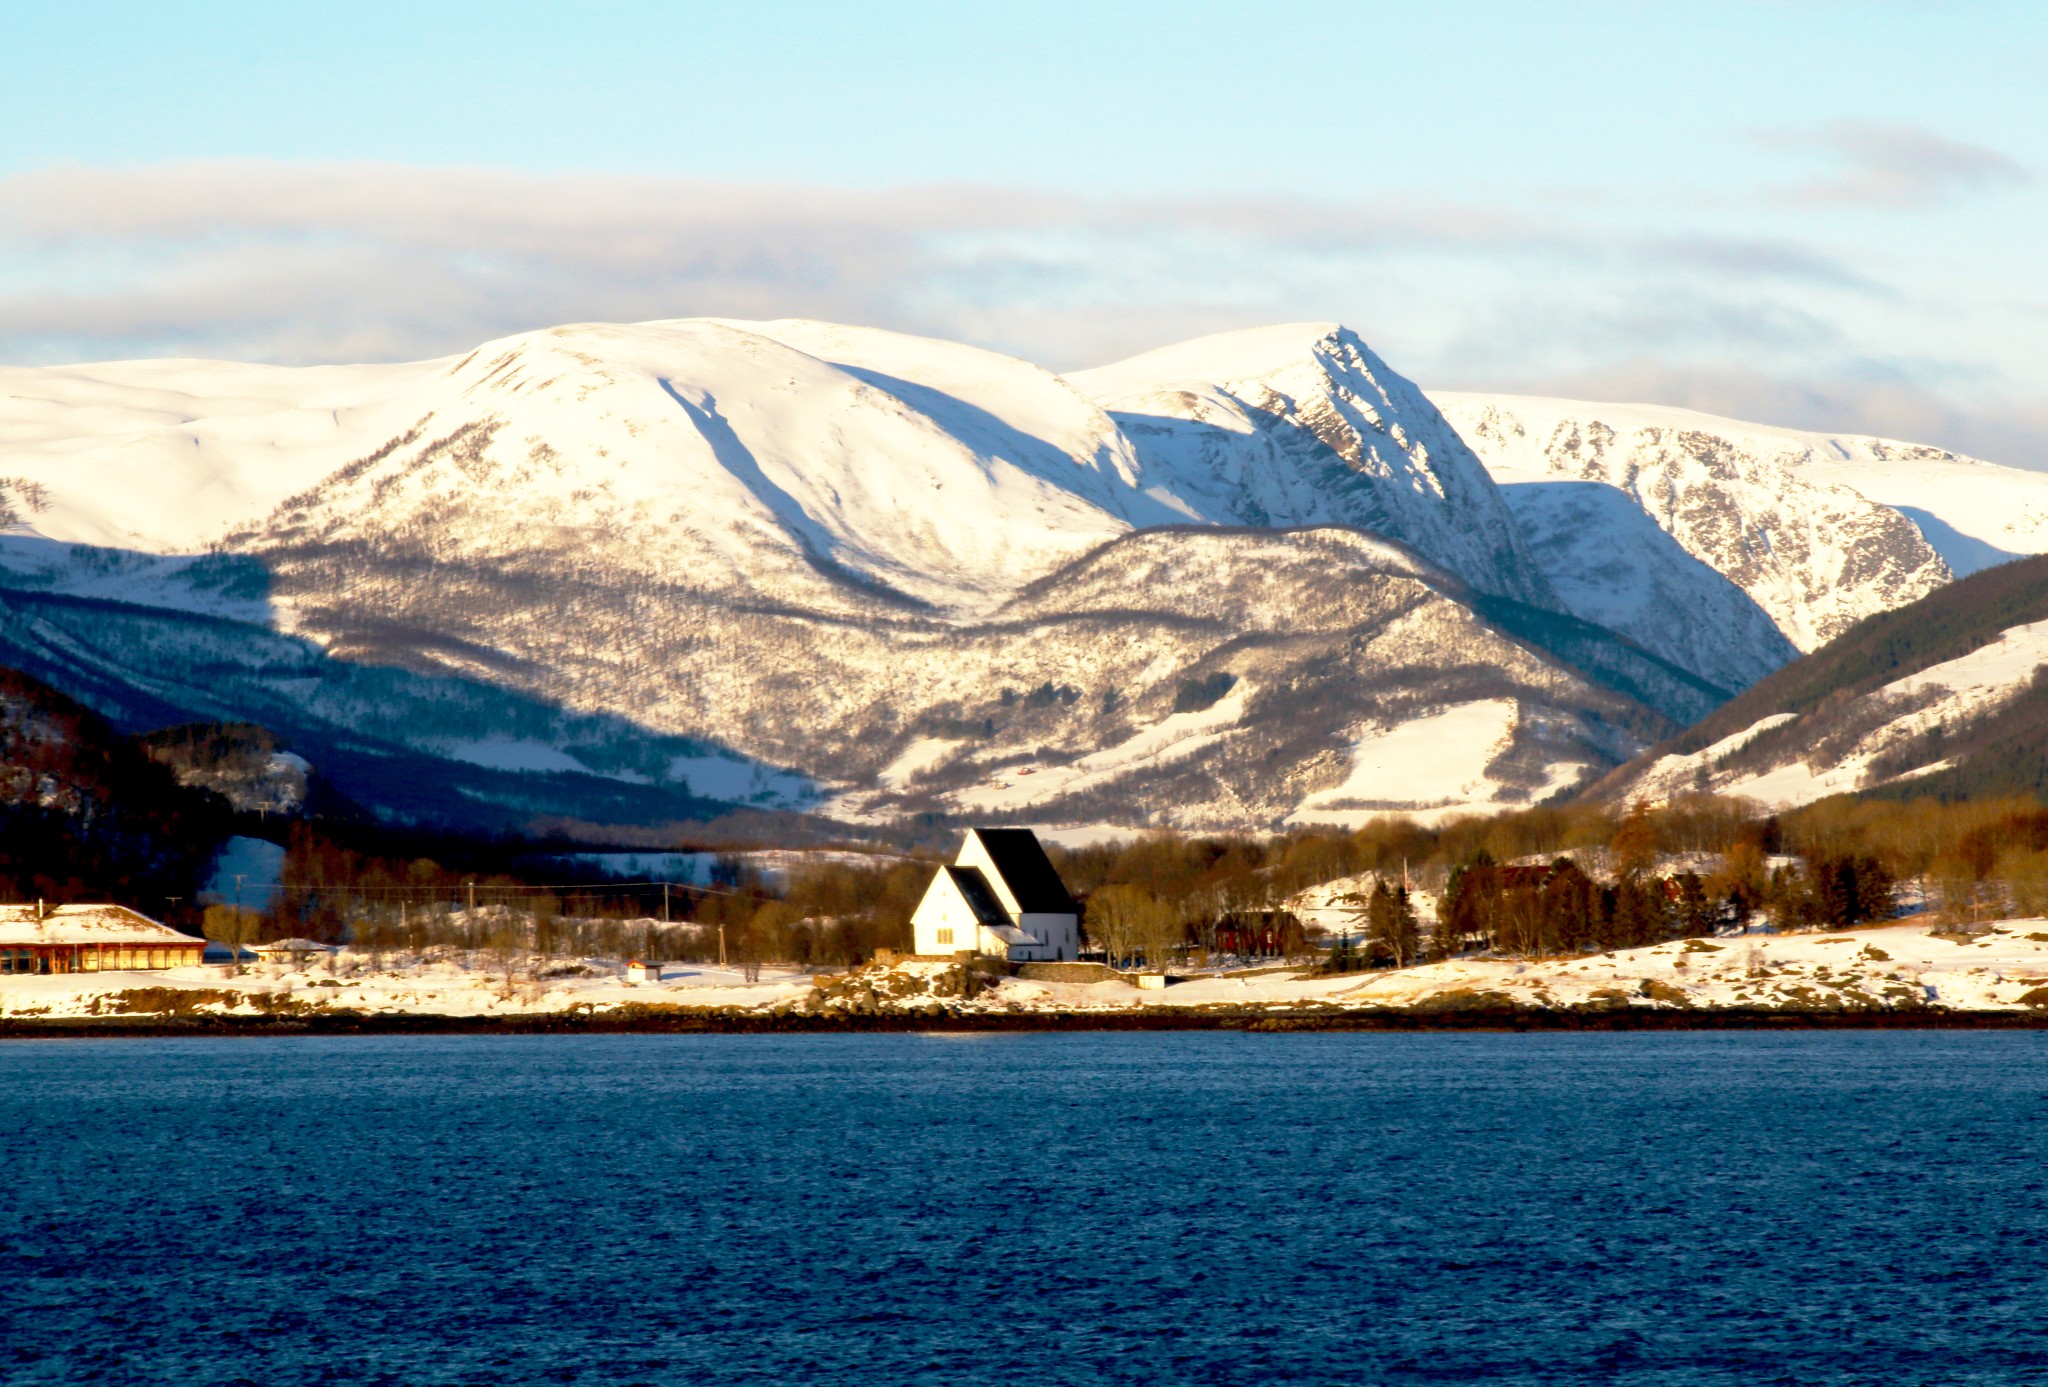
[{"x1": 189, "y1": 789, "x2": 2048, "y2": 974}]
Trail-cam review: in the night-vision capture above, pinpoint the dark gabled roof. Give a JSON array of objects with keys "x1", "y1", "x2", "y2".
[
  {"x1": 943, "y1": 866, "x2": 1011, "y2": 926},
  {"x1": 969, "y1": 828, "x2": 1076, "y2": 914}
]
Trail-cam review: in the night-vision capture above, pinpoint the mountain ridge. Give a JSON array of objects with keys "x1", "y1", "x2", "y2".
[{"x1": 2, "y1": 317, "x2": 2039, "y2": 834}]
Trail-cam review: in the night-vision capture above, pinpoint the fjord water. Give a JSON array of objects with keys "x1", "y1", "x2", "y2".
[{"x1": 4, "y1": 1034, "x2": 2046, "y2": 1385}]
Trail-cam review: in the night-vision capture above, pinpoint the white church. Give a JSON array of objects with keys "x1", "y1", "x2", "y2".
[{"x1": 909, "y1": 828, "x2": 1080, "y2": 962}]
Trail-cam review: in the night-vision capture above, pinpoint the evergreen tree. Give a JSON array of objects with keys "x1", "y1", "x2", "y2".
[
  {"x1": 1390, "y1": 885, "x2": 1420, "y2": 968},
  {"x1": 1365, "y1": 881, "x2": 1398, "y2": 966},
  {"x1": 1674, "y1": 872, "x2": 1715, "y2": 937}
]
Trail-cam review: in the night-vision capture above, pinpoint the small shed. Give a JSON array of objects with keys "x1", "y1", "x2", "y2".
[
  {"x1": 250, "y1": 938, "x2": 338, "y2": 969},
  {"x1": 0, "y1": 904, "x2": 207, "y2": 975}
]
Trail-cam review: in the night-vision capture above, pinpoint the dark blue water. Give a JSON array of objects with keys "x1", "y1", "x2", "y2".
[{"x1": 4, "y1": 1033, "x2": 2047, "y2": 1385}]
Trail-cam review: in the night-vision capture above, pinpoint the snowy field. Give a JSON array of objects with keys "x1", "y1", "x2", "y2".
[
  {"x1": 0, "y1": 955, "x2": 815, "y2": 1021},
  {"x1": 8, "y1": 919, "x2": 2048, "y2": 1021}
]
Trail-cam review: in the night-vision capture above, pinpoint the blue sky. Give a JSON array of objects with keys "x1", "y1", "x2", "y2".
[{"x1": 4, "y1": 1, "x2": 2044, "y2": 461}]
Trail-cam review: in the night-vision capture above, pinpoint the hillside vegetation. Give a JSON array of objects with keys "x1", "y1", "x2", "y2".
[
  {"x1": 1595, "y1": 555, "x2": 2048, "y2": 807},
  {"x1": 1668, "y1": 554, "x2": 2048, "y2": 750}
]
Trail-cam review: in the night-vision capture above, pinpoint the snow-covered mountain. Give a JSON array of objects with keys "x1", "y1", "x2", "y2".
[
  {"x1": 0, "y1": 318, "x2": 1692, "y2": 831},
  {"x1": 0, "y1": 317, "x2": 2031, "y2": 835},
  {"x1": 1434, "y1": 394, "x2": 2048, "y2": 682},
  {"x1": 1074, "y1": 325, "x2": 1555, "y2": 608},
  {"x1": 1431, "y1": 394, "x2": 1975, "y2": 673},
  {"x1": 3, "y1": 320, "x2": 1182, "y2": 616}
]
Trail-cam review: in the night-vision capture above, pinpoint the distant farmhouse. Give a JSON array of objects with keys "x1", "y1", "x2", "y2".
[
  {"x1": 0, "y1": 904, "x2": 207, "y2": 975},
  {"x1": 911, "y1": 829, "x2": 1079, "y2": 961}
]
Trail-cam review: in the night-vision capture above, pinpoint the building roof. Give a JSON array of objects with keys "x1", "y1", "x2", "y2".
[
  {"x1": 944, "y1": 867, "x2": 1011, "y2": 927},
  {"x1": 252, "y1": 937, "x2": 336, "y2": 954},
  {"x1": 0, "y1": 904, "x2": 206, "y2": 948},
  {"x1": 967, "y1": 828, "x2": 1076, "y2": 913}
]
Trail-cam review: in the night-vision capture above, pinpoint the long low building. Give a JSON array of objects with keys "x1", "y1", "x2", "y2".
[{"x1": 0, "y1": 904, "x2": 208, "y2": 975}]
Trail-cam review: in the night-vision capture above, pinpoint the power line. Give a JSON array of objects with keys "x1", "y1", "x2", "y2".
[{"x1": 259, "y1": 878, "x2": 770, "y2": 900}]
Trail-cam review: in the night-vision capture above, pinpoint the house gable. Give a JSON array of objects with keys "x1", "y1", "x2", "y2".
[{"x1": 911, "y1": 865, "x2": 1009, "y2": 955}]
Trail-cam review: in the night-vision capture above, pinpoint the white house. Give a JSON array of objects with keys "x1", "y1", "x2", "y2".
[{"x1": 910, "y1": 828, "x2": 1080, "y2": 962}]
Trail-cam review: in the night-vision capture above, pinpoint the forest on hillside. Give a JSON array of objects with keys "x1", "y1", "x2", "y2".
[
  {"x1": 0, "y1": 671, "x2": 229, "y2": 908},
  {"x1": 1643, "y1": 553, "x2": 2048, "y2": 763}
]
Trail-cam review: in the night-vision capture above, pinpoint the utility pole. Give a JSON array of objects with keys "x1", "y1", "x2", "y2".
[
  {"x1": 662, "y1": 882, "x2": 670, "y2": 924},
  {"x1": 718, "y1": 922, "x2": 727, "y2": 968},
  {"x1": 231, "y1": 874, "x2": 248, "y2": 973},
  {"x1": 467, "y1": 879, "x2": 476, "y2": 916}
]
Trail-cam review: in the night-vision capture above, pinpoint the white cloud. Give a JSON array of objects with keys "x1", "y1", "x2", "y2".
[{"x1": 1756, "y1": 122, "x2": 2032, "y2": 210}]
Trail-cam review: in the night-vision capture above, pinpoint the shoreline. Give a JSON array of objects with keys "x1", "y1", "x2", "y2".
[
  {"x1": 10, "y1": 919, "x2": 2048, "y2": 1036},
  {"x1": 7, "y1": 1004, "x2": 2048, "y2": 1038}
]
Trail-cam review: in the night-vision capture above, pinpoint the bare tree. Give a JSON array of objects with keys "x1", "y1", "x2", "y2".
[
  {"x1": 1086, "y1": 885, "x2": 1147, "y2": 969},
  {"x1": 204, "y1": 904, "x2": 257, "y2": 975},
  {"x1": 1137, "y1": 894, "x2": 1184, "y2": 973},
  {"x1": 487, "y1": 916, "x2": 528, "y2": 999}
]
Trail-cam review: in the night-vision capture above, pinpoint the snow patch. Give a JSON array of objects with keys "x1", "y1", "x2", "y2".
[
  {"x1": 444, "y1": 739, "x2": 594, "y2": 775},
  {"x1": 203, "y1": 836, "x2": 286, "y2": 909},
  {"x1": 666, "y1": 754, "x2": 815, "y2": 807},
  {"x1": 1287, "y1": 700, "x2": 1544, "y2": 828}
]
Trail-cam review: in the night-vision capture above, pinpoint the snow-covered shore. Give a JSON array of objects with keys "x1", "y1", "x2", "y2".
[
  {"x1": 0, "y1": 956, "x2": 814, "y2": 1022},
  {"x1": 7, "y1": 919, "x2": 2048, "y2": 1026}
]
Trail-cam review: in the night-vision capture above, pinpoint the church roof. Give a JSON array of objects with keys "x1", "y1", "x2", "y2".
[
  {"x1": 943, "y1": 867, "x2": 1011, "y2": 926},
  {"x1": 968, "y1": 829, "x2": 1076, "y2": 914}
]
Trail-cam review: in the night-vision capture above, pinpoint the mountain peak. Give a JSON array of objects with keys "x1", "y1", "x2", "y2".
[{"x1": 1071, "y1": 323, "x2": 1558, "y2": 608}]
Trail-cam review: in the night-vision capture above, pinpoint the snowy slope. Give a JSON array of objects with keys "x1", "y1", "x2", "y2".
[
  {"x1": 1280, "y1": 699, "x2": 1589, "y2": 828},
  {"x1": 1074, "y1": 325, "x2": 1555, "y2": 607},
  {"x1": 240, "y1": 319, "x2": 1191, "y2": 617},
  {"x1": 1611, "y1": 616, "x2": 2048, "y2": 810},
  {"x1": 1466, "y1": 474, "x2": 1799, "y2": 689},
  {"x1": 0, "y1": 355, "x2": 444, "y2": 550},
  {"x1": 13, "y1": 317, "x2": 2012, "y2": 834},
  {"x1": 835, "y1": 529, "x2": 1693, "y2": 830},
  {"x1": 1433, "y1": 394, "x2": 1955, "y2": 665},
  {"x1": 1, "y1": 320, "x2": 1180, "y2": 616},
  {"x1": 1784, "y1": 440, "x2": 2048, "y2": 576}
]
